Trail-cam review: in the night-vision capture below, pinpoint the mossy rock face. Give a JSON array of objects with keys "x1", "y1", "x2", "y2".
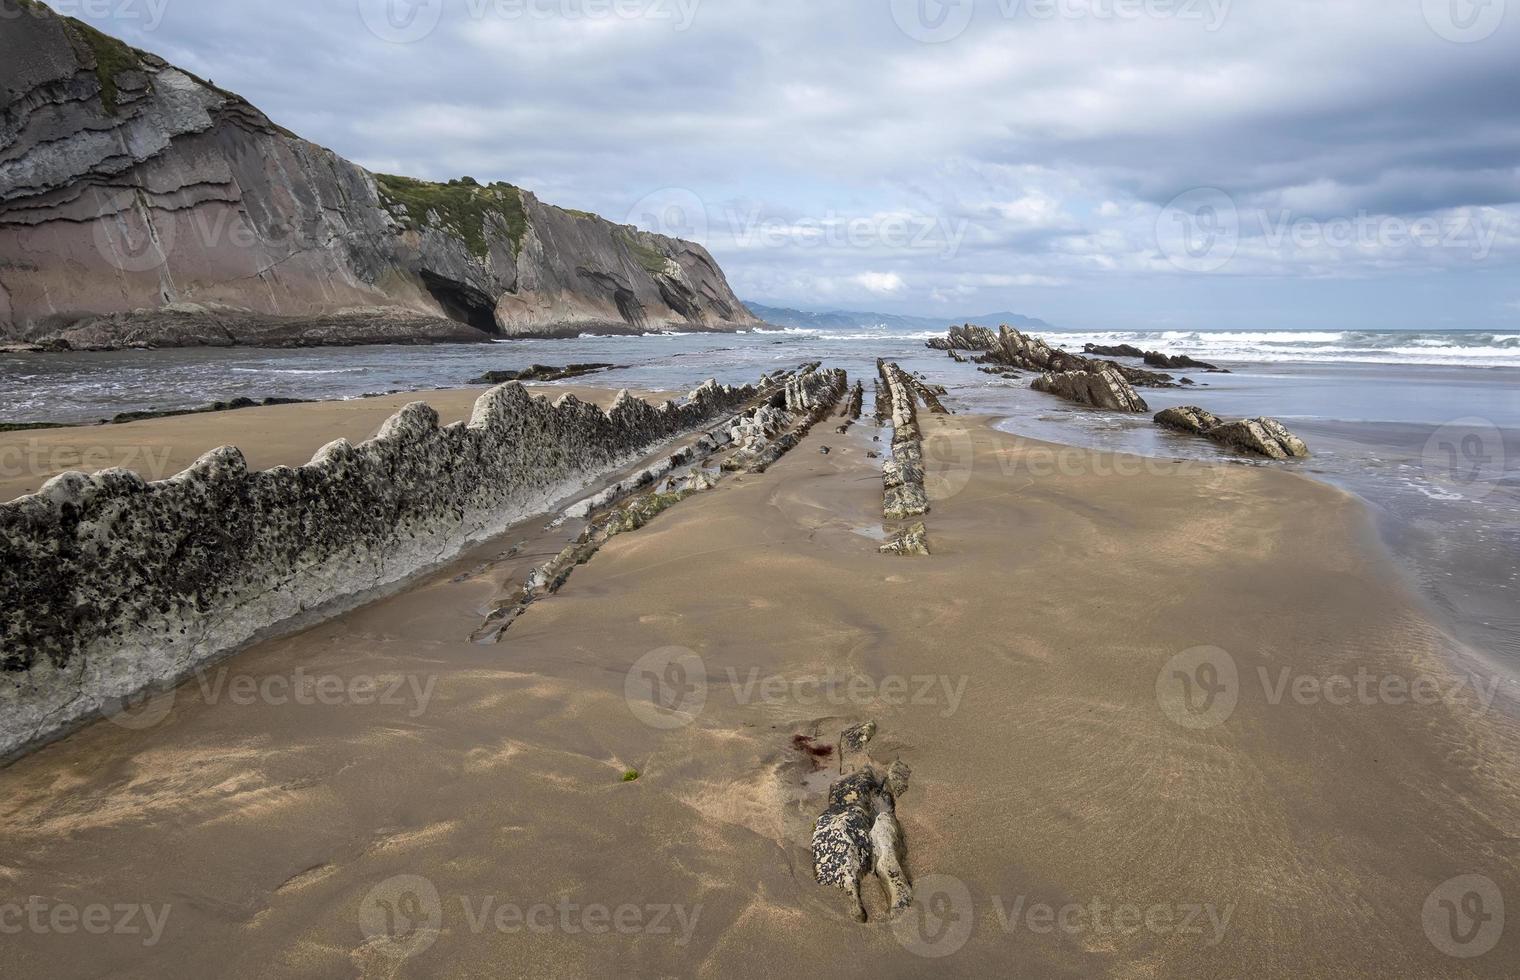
[
  {"x1": 60, "y1": 14, "x2": 144, "y2": 116},
  {"x1": 617, "y1": 229, "x2": 673, "y2": 276},
  {"x1": 374, "y1": 174, "x2": 529, "y2": 259}
]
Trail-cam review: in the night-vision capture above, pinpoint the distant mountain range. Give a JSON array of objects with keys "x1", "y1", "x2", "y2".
[{"x1": 746, "y1": 303, "x2": 1052, "y2": 333}]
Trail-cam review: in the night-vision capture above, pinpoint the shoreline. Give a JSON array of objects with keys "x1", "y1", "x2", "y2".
[
  {"x1": 0, "y1": 400, "x2": 1515, "y2": 975},
  {"x1": 1, "y1": 319, "x2": 786, "y2": 356}
]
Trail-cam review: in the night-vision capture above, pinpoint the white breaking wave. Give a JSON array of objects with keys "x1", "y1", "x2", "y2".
[{"x1": 1033, "y1": 329, "x2": 1520, "y2": 367}]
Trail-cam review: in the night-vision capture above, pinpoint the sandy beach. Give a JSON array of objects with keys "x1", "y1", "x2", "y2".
[{"x1": 0, "y1": 388, "x2": 1515, "y2": 978}]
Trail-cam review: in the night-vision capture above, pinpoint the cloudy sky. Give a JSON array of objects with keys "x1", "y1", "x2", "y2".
[{"x1": 65, "y1": 0, "x2": 1520, "y2": 329}]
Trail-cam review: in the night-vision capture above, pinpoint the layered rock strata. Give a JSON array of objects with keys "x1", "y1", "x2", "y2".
[
  {"x1": 878, "y1": 360, "x2": 930, "y2": 522},
  {"x1": 1154, "y1": 406, "x2": 1310, "y2": 460},
  {"x1": 931, "y1": 325, "x2": 1160, "y2": 408},
  {"x1": 0, "y1": 3, "x2": 760, "y2": 345},
  {"x1": 0, "y1": 371, "x2": 781, "y2": 759},
  {"x1": 474, "y1": 366, "x2": 848, "y2": 639}
]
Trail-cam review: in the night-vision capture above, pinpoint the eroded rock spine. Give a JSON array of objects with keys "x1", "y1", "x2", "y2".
[{"x1": 0, "y1": 374, "x2": 776, "y2": 759}]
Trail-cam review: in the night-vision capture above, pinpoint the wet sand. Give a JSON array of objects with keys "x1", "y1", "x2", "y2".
[
  {"x1": 1, "y1": 404, "x2": 1517, "y2": 977},
  {"x1": 0, "y1": 385, "x2": 669, "y2": 502}
]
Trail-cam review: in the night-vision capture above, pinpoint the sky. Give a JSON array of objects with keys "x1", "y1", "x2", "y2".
[{"x1": 55, "y1": 0, "x2": 1520, "y2": 330}]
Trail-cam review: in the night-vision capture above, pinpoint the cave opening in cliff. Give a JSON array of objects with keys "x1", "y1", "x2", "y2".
[{"x1": 421, "y1": 272, "x2": 500, "y2": 336}]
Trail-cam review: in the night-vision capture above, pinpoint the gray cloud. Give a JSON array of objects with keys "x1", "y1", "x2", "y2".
[{"x1": 55, "y1": 0, "x2": 1520, "y2": 327}]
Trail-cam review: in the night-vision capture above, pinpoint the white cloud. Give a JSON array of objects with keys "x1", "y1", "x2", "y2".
[{"x1": 853, "y1": 272, "x2": 906, "y2": 294}]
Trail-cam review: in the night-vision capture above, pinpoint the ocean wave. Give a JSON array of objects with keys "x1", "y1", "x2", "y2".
[
  {"x1": 1037, "y1": 328, "x2": 1520, "y2": 367},
  {"x1": 230, "y1": 367, "x2": 355, "y2": 375}
]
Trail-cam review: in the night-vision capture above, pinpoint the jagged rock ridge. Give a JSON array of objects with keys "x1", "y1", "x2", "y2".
[{"x1": 0, "y1": 1, "x2": 761, "y2": 346}]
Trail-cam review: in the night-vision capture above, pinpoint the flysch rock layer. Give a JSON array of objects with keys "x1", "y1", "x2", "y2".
[
  {"x1": 0, "y1": 371, "x2": 778, "y2": 760},
  {"x1": 929, "y1": 324, "x2": 1158, "y2": 408},
  {"x1": 1154, "y1": 405, "x2": 1311, "y2": 460},
  {"x1": 0, "y1": 2, "x2": 760, "y2": 346},
  {"x1": 878, "y1": 360, "x2": 929, "y2": 521}
]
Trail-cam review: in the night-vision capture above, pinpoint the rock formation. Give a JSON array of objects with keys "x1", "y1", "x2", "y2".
[
  {"x1": 472, "y1": 364, "x2": 847, "y2": 641},
  {"x1": 1083, "y1": 343, "x2": 1146, "y2": 359},
  {"x1": 0, "y1": 3, "x2": 760, "y2": 346},
  {"x1": 812, "y1": 761, "x2": 913, "y2": 922},
  {"x1": 1155, "y1": 405, "x2": 1311, "y2": 459},
  {"x1": 878, "y1": 521, "x2": 930, "y2": 557},
  {"x1": 1144, "y1": 351, "x2": 1223, "y2": 372},
  {"x1": 1032, "y1": 365, "x2": 1150, "y2": 412},
  {"x1": 470, "y1": 364, "x2": 618, "y2": 385},
  {"x1": 932, "y1": 324, "x2": 1167, "y2": 404},
  {"x1": 877, "y1": 361, "x2": 930, "y2": 521},
  {"x1": 1084, "y1": 343, "x2": 1225, "y2": 373},
  {"x1": 0, "y1": 368, "x2": 789, "y2": 759}
]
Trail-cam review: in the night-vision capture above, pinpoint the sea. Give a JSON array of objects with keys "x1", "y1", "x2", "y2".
[{"x1": 3, "y1": 326, "x2": 1517, "y2": 688}]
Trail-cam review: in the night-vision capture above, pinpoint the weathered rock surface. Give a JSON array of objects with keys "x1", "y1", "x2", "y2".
[
  {"x1": 935, "y1": 324, "x2": 1174, "y2": 394},
  {"x1": 1032, "y1": 365, "x2": 1150, "y2": 412},
  {"x1": 470, "y1": 363, "x2": 618, "y2": 385},
  {"x1": 1154, "y1": 405, "x2": 1310, "y2": 459},
  {"x1": 878, "y1": 360, "x2": 930, "y2": 520},
  {"x1": 1154, "y1": 405, "x2": 1225, "y2": 435},
  {"x1": 1208, "y1": 418, "x2": 1311, "y2": 459},
  {"x1": 0, "y1": 3, "x2": 760, "y2": 346},
  {"x1": 1084, "y1": 343, "x2": 1146, "y2": 359},
  {"x1": 927, "y1": 323, "x2": 998, "y2": 352},
  {"x1": 812, "y1": 762, "x2": 912, "y2": 922},
  {"x1": 1144, "y1": 351, "x2": 1223, "y2": 372},
  {"x1": 1084, "y1": 343, "x2": 1223, "y2": 372},
  {"x1": 0, "y1": 368, "x2": 781, "y2": 760},
  {"x1": 879, "y1": 521, "x2": 930, "y2": 557}
]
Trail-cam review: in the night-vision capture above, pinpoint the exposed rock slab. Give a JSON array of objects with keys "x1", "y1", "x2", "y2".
[
  {"x1": 0, "y1": 369, "x2": 780, "y2": 760},
  {"x1": 1032, "y1": 365, "x2": 1149, "y2": 412}
]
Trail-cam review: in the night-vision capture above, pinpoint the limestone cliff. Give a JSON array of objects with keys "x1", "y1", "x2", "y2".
[{"x1": 0, "y1": 1, "x2": 761, "y2": 346}]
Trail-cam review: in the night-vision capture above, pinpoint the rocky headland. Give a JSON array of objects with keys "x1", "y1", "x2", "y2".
[{"x1": 0, "y1": 1, "x2": 761, "y2": 348}]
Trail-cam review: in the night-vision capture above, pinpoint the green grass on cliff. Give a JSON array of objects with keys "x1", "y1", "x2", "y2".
[
  {"x1": 60, "y1": 14, "x2": 144, "y2": 116},
  {"x1": 375, "y1": 175, "x2": 529, "y2": 259},
  {"x1": 618, "y1": 229, "x2": 674, "y2": 276}
]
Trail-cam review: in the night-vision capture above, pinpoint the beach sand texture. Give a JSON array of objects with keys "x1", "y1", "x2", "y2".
[{"x1": 0, "y1": 397, "x2": 1516, "y2": 978}]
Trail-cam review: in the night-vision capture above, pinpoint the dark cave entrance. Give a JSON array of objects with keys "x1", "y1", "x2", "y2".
[{"x1": 422, "y1": 272, "x2": 500, "y2": 336}]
